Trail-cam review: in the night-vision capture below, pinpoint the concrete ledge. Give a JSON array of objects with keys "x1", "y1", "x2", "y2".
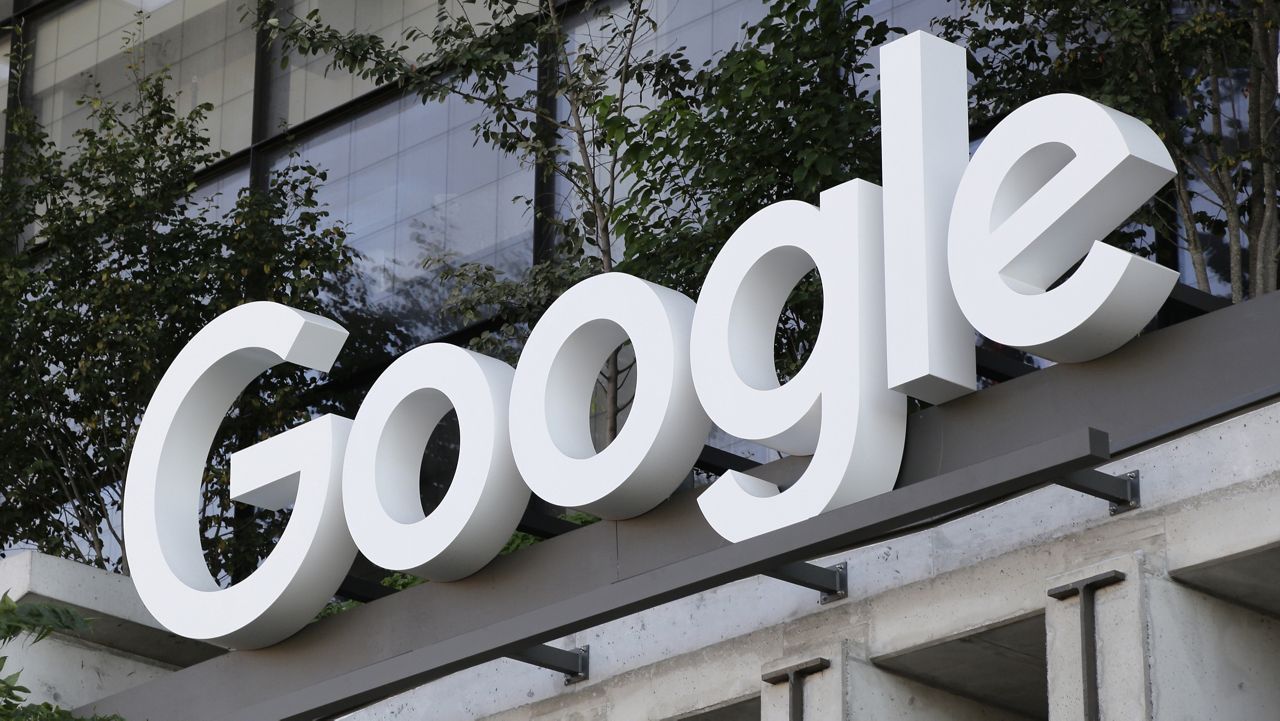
[{"x1": 0, "y1": 551, "x2": 222, "y2": 668}]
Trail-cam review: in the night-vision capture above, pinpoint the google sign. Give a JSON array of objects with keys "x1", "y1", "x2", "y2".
[{"x1": 123, "y1": 32, "x2": 1179, "y2": 649}]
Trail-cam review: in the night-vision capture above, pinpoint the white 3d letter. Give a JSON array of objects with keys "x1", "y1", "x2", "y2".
[
  {"x1": 948, "y1": 94, "x2": 1178, "y2": 361},
  {"x1": 342, "y1": 344, "x2": 528, "y2": 580},
  {"x1": 881, "y1": 31, "x2": 977, "y2": 403},
  {"x1": 124, "y1": 302, "x2": 356, "y2": 649},
  {"x1": 509, "y1": 273, "x2": 711, "y2": 519},
  {"x1": 691, "y1": 180, "x2": 907, "y2": 542}
]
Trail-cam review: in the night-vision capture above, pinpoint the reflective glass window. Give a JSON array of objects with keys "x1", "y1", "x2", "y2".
[
  {"x1": 192, "y1": 162, "x2": 248, "y2": 220},
  {"x1": 275, "y1": 92, "x2": 533, "y2": 339},
  {"x1": 651, "y1": 0, "x2": 768, "y2": 67},
  {"x1": 31, "y1": 0, "x2": 255, "y2": 154},
  {"x1": 268, "y1": 0, "x2": 445, "y2": 127}
]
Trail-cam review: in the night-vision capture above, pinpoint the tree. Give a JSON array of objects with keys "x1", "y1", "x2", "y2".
[
  {"x1": 259, "y1": 0, "x2": 897, "y2": 408},
  {"x1": 937, "y1": 0, "x2": 1279, "y2": 302},
  {"x1": 260, "y1": 0, "x2": 692, "y2": 442},
  {"x1": 0, "y1": 35, "x2": 407, "y2": 578},
  {"x1": 621, "y1": 0, "x2": 896, "y2": 379}
]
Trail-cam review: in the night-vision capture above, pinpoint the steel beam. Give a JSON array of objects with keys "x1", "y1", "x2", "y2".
[
  {"x1": 765, "y1": 561, "x2": 848, "y2": 604},
  {"x1": 1048, "y1": 570, "x2": 1127, "y2": 721},
  {"x1": 507, "y1": 644, "x2": 589, "y2": 685},
  {"x1": 762, "y1": 657, "x2": 831, "y2": 721},
  {"x1": 83, "y1": 427, "x2": 1111, "y2": 721},
  {"x1": 695, "y1": 445, "x2": 762, "y2": 476},
  {"x1": 1057, "y1": 470, "x2": 1140, "y2": 515}
]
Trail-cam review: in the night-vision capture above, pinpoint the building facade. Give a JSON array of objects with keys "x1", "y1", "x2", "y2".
[{"x1": 3, "y1": 1, "x2": 1275, "y2": 720}]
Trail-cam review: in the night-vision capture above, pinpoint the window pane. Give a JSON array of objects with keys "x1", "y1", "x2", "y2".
[
  {"x1": 31, "y1": 0, "x2": 255, "y2": 155},
  {"x1": 268, "y1": 0, "x2": 449, "y2": 128},
  {"x1": 192, "y1": 162, "x2": 248, "y2": 220},
  {"x1": 273, "y1": 93, "x2": 534, "y2": 340}
]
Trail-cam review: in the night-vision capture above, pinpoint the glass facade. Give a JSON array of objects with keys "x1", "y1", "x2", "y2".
[
  {"x1": 0, "y1": 0, "x2": 865, "y2": 470},
  {"x1": 272, "y1": 92, "x2": 532, "y2": 336},
  {"x1": 268, "y1": 0, "x2": 443, "y2": 127},
  {"x1": 650, "y1": 0, "x2": 768, "y2": 67},
  {"x1": 0, "y1": 34, "x2": 10, "y2": 149},
  {"x1": 192, "y1": 162, "x2": 248, "y2": 219},
  {"x1": 5, "y1": 0, "x2": 782, "y2": 337},
  {"x1": 31, "y1": 0, "x2": 255, "y2": 152}
]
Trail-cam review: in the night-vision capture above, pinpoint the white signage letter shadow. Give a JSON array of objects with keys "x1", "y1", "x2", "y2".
[
  {"x1": 692, "y1": 180, "x2": 907, "y2": 543},
  {"x1": 949, "y1": 94, "x2": 1178, "y2": 361},
  {"x1": 124, "y1": 302, "x2": 355, "y2": 649}
]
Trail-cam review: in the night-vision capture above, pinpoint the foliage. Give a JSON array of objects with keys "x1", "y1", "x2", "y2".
[
  {"x1": 0, "y1": 593, "x2": 122, "y2": 720},
  {"x1": 937, "y1": 0, "x2": 1279, "y2": 302},
  {"x1": 260, "y1": 0, "x2": 895, "y2": 388},
  {"x1": 623, "y1": 0, "x2": 897, "y2": 378},
  {"x1": 259, "y1": 0, "x2": 687, "y2": 438},
  {"x1": 0, "y1": 34, "x2": 408, "y2": 577},
  {"x1": 0, "y1": 594, "x2": 87, "y2": 648}
]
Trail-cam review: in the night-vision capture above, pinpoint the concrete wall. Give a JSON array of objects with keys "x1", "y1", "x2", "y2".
[{"x1": 4, "y1": 631, "x2": 172, "y2": 709}]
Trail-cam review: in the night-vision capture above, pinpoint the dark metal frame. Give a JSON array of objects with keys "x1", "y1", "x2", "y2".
[
  {"x1": 1059, "y1": 469, "x2": 1140, "y2": 516},
  {"x1": 1048, "y1": 570, "x2": 1127, "y2": 721},
  {"x1": 508, "y1": 644, "x2": 590, "y2": 685},
  {"x1": 762, "y1": 657, "x2": 830, "y2": 721},
  {"x1": 765, "y1": 560, "x2": 848, "y2": 604}
]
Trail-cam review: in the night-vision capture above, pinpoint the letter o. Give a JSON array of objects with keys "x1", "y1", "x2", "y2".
[
  {"x1": 342, "y1": 344, "x2": 527, "y2": 580},
  {"x1": 509, "y1": 273, "x2": 711, "y2": 519}
]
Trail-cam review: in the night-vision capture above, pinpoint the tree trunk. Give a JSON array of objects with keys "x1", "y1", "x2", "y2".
[{"x1": 1175, "y1": 172, "x2": 1211, "y2": 292}]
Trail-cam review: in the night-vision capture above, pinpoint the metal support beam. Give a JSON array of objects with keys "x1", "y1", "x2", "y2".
[
  {"x1": 1057, "y1": 470, "x2": 1140, "y2": 515},
  {"x1": 507, "y1": 644, "x2": 589, "y2": 685},
  {"x1": 762, "y1": 657, "x2": 830, "y2": 721},
  {"x1": 516, "y1": 513, "x2": 581, "y2": 538},
  {"x1": 1048, "y1": 570, "x2": 1126, "y2": 721},
  {"x1": 976, "y1": 345, "x2": 1034, "y2": 382},
  {"x1": 695, "y1": 445, "x2": 761, "y2": 476},
  {"x1": 765, "y1": 561, "x2": 847, "y2": 604},
  {"x1": 1165, "y1": 282, "x2": 1231, "y2": 320}
]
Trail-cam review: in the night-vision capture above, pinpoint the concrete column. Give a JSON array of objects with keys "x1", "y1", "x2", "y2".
[
  {"x1": 1048, "y1": 550, "x2": 1280, "y2": 721},
  {"x1": 760, "y1": 639, "x2": 1036, "y2": 721}
]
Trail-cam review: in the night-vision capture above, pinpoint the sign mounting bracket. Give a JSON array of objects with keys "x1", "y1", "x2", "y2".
[
  {"x1": 765, "y1": 561, "x2": 848, "y2": 604},
  {"x1": 507, "y1": 644, "x2": 590, "y2": 685},
  {"x1": 1056, "y1": 469, "x2": 1141, "y2": 515}
]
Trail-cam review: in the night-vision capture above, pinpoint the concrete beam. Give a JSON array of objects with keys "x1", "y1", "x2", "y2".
[{"x1": 0, "y1": 551, "x2": 221, "y2": 668}]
